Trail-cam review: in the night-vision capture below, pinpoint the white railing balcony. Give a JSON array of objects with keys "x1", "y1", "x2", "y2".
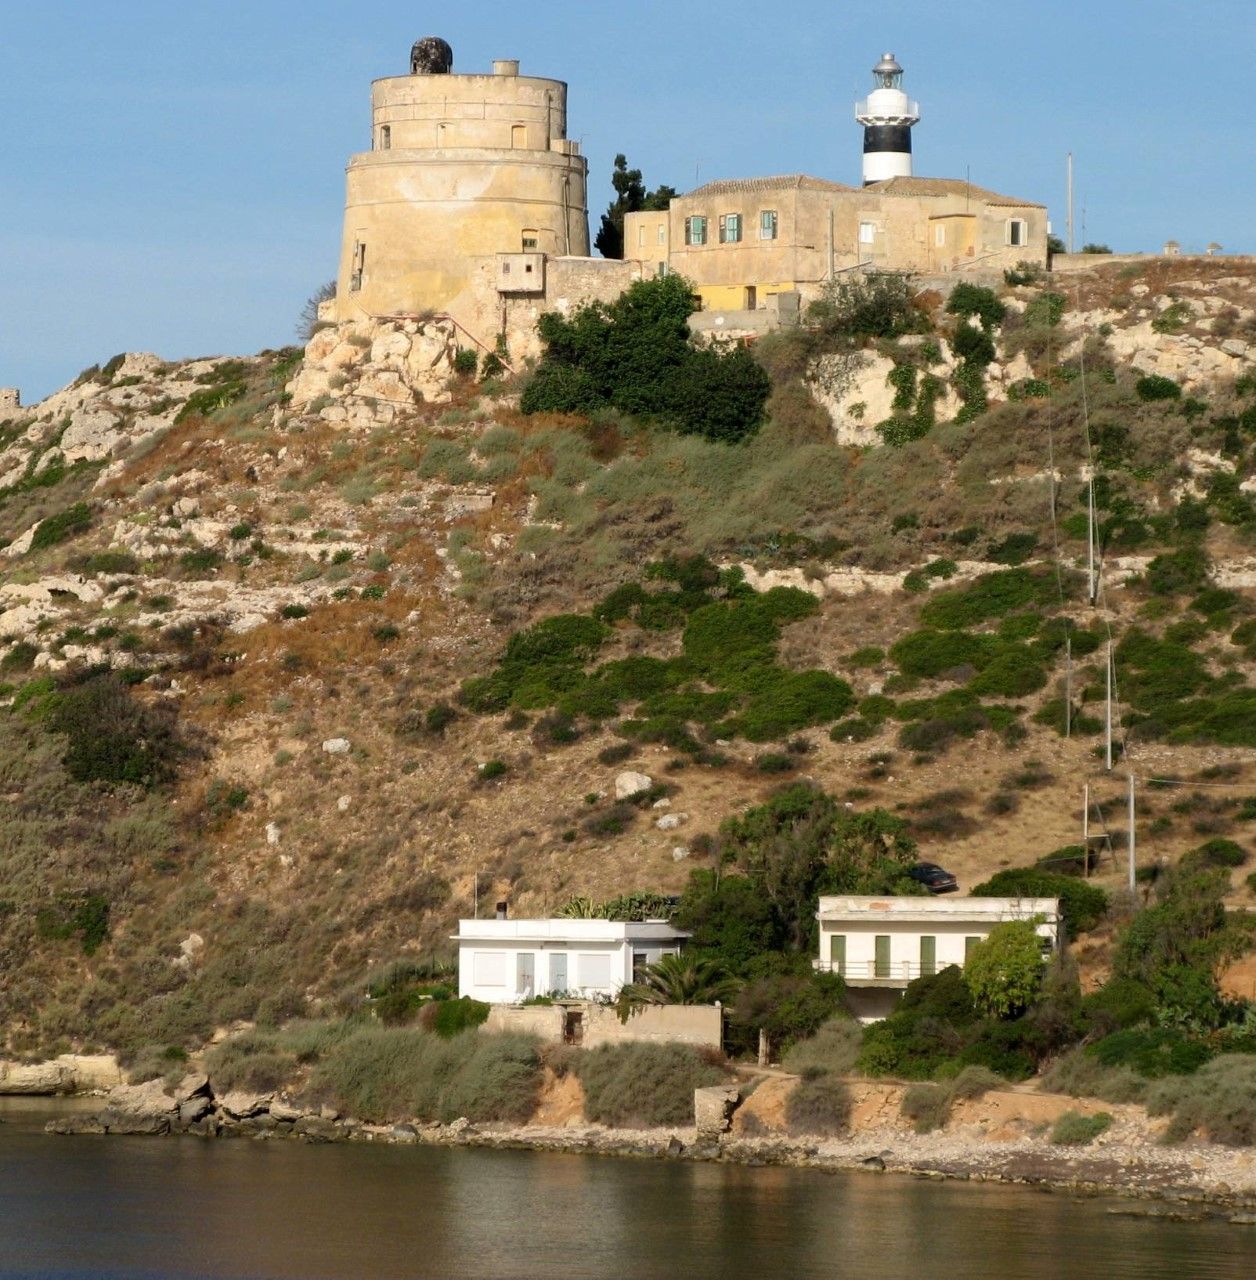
[{"x1": 814, "y1": 959, "x2": 944, "y2": 985}]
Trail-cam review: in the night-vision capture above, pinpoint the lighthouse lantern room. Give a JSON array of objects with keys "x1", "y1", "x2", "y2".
[{"x1": 855, "y1": 53, "x2": 921, "y2": 185}]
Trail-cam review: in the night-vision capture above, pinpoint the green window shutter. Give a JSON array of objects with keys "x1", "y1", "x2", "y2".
[
  {"x1": 875, "y1": 935, "x2": 891, "y2": 979},
  {"x1": 829, "y1": 934, "x2": 846, "y2": 975},
  {"x1": 920, "y1": 935, "x2": 936, "y2": 977},
  {"x1": 964, "y1": 936, "x2": 981, "y2": 963}
]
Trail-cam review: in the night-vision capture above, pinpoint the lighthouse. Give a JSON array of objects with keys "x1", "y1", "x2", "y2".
[{"x1": 855, "y1": 53, "x2": 920, "y2": 185}]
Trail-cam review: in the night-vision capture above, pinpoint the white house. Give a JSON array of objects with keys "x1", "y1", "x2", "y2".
[
  {"x1": 455, "y1": 916, "x2": 689, "y2": 1004},
  {"x1": 816, "y1": 895, "x2": 1062, "y2": 1022}
]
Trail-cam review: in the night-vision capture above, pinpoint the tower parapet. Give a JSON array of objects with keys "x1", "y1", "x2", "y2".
[
  {"x1": 0, "y1": 388, "x2": 20, "y2": 416},
  {"x1": 855, "y1": 53, "x2": 920, "y2": 186}
]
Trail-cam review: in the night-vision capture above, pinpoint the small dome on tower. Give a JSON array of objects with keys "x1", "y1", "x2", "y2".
[{"x1": 411, "y1": 36, "x2": 453, "y2": 75}]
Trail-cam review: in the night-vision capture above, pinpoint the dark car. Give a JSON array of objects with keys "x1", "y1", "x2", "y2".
[{"x1": 909, "y1": 861, "x2": 958, "y2": 894}]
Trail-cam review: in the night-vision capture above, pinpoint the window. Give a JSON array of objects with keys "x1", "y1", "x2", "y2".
[
  {"x1": 920, "y1": 936, "x2": 937, "y2": 977},
  {"x1": 511, "y1": 124, "x2": 527, "y2": 149},
  {"x1": 935, "y1": 224, "x2": 946, "y2": 247},
  {"x1": 719, "y1": 213, "x2": 742, "y2": 244},
  {"x1": 759, "y1": 210, "x2": 778, "y2": 241},
  {"x1": 578, "y1": 953, "x2": 613, "y2": 991},
  {"x1": 378, "y1": 125, "x2": 391, "y2": 151},
  {"x1": 828, "y1": 934, "x2": 846, "y2": 976},
  {"x1": 658, "y1": 225, "x2": 667, "y2": 245},
  {"x1": 656, "y1": 262, "x2": 668, "y2": 277},
  {"x1": 964, "y1": 936, "x2": 981, "y2": 962},
  {"x1": 522, "y1": 231, "x2": 539, "y2": 250},
  {"x1": 1007, "y1": 219, "x2": 1027, "y2": 247},
  {"x1": 350, "y1": 241, "x2": 366, "y2": 292},
  {"x1": 874, "y1": 935, "x2": 891, "y2": 979},
  {"x1": 685, "y1": 216, "x2": 708, "y2": 246},
  {"x1": 638, "y1": 226, "x2": 646, "y2": 248},
  {"x1": 632, "y1": 951, "x2": 649, "y2": 982},
  {"x1": 859, "y1": 221, "x2": 877, "y2": 245}
]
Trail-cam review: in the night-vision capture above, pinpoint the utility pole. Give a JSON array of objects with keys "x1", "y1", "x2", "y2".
[
  {"x1": 1104, "y1": 642, "x2": 1114, "y2": 772},
  {"x1": 1066, "y1": 153, "x2": 1075, "y2": 254},
  {"x1": 1082, "y1": 784, "x2": 1090, "y2": 878},
  {"x1": 1087, "y1": 476, "x2": 1098, "y2": 605},
  {"x1": 1065, "y1": 636, "x2": 1073, "y2": 739},
  {"x1": 473, "y1": 871, "x2": 479, "y2": 919},
  {"x1": 1127, "y1": 773, "x2": 1137, "y2": 894}
]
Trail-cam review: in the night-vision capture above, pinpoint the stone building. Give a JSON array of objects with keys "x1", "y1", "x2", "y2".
[
  {"x1": 623, "y1": 53, "x2": 1046, "y2": 318},
  {"x1": 330, "y1": 37, "x2": 638, "y2": 361}
]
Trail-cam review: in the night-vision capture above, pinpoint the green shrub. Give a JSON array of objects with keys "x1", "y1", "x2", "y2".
[
  {"x1": 522, "y1": 274, "x2": 770, "y2": 442},
  {"x1": 1041, "y1": 1046, "x2": 1148, "y2": 1104},
  {"x1": 1145, "y1": 1055, "x2": 1256, "y2": 1145},
  {"x1": 1183, "y1": 838, "x2": 1247, "y2": 869},
  {"x1": 1, "y1": 641, "x2": 38, "y2": 673},
  {"x1": 427, "y1": 997, "x2": 490, "y2": 1039},
  {"x1": 45, "y1": 675, "x2": 183, "y2": 788},
  {"x1": 1088, "y1": 1028, "x2": 1212, "y2": 1078},
  {"x1": 920, "y1": 569, "x2": 1059, "y2": 629},
  {"x1": 31, "y1": 503, "x2": 93, "y2": 551},
  {"x1": 574, "y1": 1042, "x2": 726, "y2": 1128},
  {"x1": 784, "y1": 1074, "x2": 851, "y2": 1136},
  {"x1": 313, "y1": 1027, "x2": 542, "y2": 1125},
  {"x1": 1135, "y1": 375, "x2": 1181, "y2": 402},
  {"x1": 453, "y1": 348, "x2": 479, "y2": 377},
  {"x1": 809, "y1": 272, "x2": 928, "y2": 341},
  {"x1": 281, "y1": 604, "x2": 309, "y2": 620},
  {"x1": 1050, "y1": 1110, "x2": 1112, "y2": 1145},
  {"x1": 781, "y1": 1017, "x2": 863, "y2": 1079},
  {"x1": 970, "y1": 868, "x2": 1108, "y2": 935},
  {"x1": 901, "y1": 1082, "x2": 949, "y2": 1132},
  {"x1": 478, "y1": 760, "x2": 508, "y2": 782}
]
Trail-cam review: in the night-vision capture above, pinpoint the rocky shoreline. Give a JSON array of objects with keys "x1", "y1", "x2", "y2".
[{"x1": 39, "y1": 1076, "x2": 1256, "y2": 1222}]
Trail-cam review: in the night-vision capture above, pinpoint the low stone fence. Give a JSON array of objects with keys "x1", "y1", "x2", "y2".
[{"x1": 484, "y1": 1002, "x2": 723, "y2": 1050}]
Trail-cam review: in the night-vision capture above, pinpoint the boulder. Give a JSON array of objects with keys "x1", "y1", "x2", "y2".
[
  {"x1": 322, "y1": 738, "x2": 351, "y2": 756},
  {"x1": 219, "y1": 1091, "x2": 271, "y2": 1120},
  {"x1": 615, "y1": 771, "x2": 653, "y2": 800},
  {"x1": 269, "y1": 1099, "x2": 305, "y2": 1124},
  {"x1": 178, "y1": 1097, "x2": 212, "y2": 1127},
  {"x1": 294, "y1": 1115, "x2": 342, "y2": 1143},
  {"x1": 694, "y1": 1085, "x2": 741, "y2": 1137},
  {"x1": 172, "y1": 1072, "x2": 211, "y2": 1104},
  {"x1": 46, "y1": 1114, "x2": 107, "y2": 1136}
]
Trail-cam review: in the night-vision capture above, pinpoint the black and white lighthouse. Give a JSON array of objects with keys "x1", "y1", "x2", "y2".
[{"x1": 855, "y1": 53, "x2": 920, "y2": 185}]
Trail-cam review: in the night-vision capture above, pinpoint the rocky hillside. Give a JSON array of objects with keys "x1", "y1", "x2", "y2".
[{"x1": 2, "y1": 258, "x2": 1254, "y2": 1056}]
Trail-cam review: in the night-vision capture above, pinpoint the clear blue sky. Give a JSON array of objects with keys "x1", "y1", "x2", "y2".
[{"x1": 3, "y1": 0, "x2": 1253, "y2": 401}]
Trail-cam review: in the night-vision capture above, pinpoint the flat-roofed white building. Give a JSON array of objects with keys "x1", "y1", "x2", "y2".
[
  {"x1": 816, "y1": 896, "x2": 1061, "y2": 1022},
  {"x1": 455, "y1": 917, "x2": 688, "y2": 1004}
]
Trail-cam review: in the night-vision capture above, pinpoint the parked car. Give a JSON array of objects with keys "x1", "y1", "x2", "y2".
[{"x1": 908, "y1": 862, "x2": 958, "y2": 894}]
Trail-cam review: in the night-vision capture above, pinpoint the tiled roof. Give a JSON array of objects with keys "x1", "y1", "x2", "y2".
[
  {"x1": 683, "y1": 174, "x2": 857, "y2": 198},
  {"x1": 863, "y1": 176, "x2": 1045, "y2": 208}
]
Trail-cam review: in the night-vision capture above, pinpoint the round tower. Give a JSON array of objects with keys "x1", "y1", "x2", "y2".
[
  {"x1": 334, "y1": 38, "x2": 590, "y2": 323},
  {"x1": 855, "y1": 53, "x2": 921, "y2": 185}
]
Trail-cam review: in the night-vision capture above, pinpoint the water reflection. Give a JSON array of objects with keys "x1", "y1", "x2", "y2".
[{"x1": 1, "y1": 1101, "x2": 1250, "y2": 1280}]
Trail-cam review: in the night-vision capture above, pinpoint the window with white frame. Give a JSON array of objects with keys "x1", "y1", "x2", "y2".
[
  {"x1": 1007, "y1": 218, "x2": 1027, "y2": 247},
  {"x1": 685, "y1": 216, "x2": 708, "y2": 246},
  {"x1": 378, "y1": 125, "x2": 391, "y2": 151},
  {"x1": 760, "y1": 210, "x2": 778, "y2": 241},
  {"x1": 859, "y1": 221, "x2": 877, "y2": 245},
  {"x1": 719, "y1": 213, "x2": 742, "y2": 244}
]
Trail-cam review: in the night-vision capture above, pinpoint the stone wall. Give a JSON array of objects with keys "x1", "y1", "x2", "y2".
[
  {"x1": 484, "y1": 1002, "x2": 723, "y2": 1049},
  {"x1": 0, "y1": 388, "x2": 20, "y2": 415}
]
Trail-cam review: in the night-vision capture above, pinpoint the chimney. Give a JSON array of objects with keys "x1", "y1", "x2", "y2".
[
  {"x1": 493, "y1": 59, "x2": 520, "y2": 77},
  {"x1": 495, "y1": 900, "x2": 509, "y2": 920}
]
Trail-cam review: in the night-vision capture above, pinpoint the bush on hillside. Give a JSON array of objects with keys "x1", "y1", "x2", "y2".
[
  {"x1": 573, "y1": 1042, "x2": 726, "y2": 1128},
  {"x1": 44, "y1": 675, "x2": 184, "y2": 788},
  {"x1": 1145, "y1": 1055, "x2": 1256, "y2": 1145},
  {"x1": 31, "y1": 502, "x2": 93, "y2": 551},
  {"x1": 785, "y1": 1074, "x2": 852, "y2": 1136},
  {"x1": 809, "y1": 272, "x2": 929, "y2": 342},
  {"x1": 970, "y1": 868, "x2": 1108, "y2": 936},
  {"x1": 1088, "y1": 1027, "x2": 1212, "y2": 1078},
  {"x1": 521, "y1": 274, "x2": 771, "y2": 442},
  {"x1": 781, "y1": 1017, "x2": 863, "y2": 1079},
  {"x1": 1050, "y1": 1110, "x2": 1112, "y2": 1145}
]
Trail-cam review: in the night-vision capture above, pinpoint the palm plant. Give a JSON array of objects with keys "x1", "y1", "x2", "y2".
[{"x1": 617, "y1": 953, "x2": 741, "y2": 1017}]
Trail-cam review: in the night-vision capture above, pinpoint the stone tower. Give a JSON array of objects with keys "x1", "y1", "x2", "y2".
[{"x1": 333, "y1": 38, "x2": 590, "y2": 324}]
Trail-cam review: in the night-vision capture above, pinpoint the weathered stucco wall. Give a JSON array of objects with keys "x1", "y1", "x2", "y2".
[{"x1": 484, "y1": 1002, "x2": 723, "y2": 1050}]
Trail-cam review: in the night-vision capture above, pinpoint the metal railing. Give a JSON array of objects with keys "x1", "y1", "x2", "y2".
[{"x1": 814, "y1": 960, "x2": 944, "y2": 982}]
